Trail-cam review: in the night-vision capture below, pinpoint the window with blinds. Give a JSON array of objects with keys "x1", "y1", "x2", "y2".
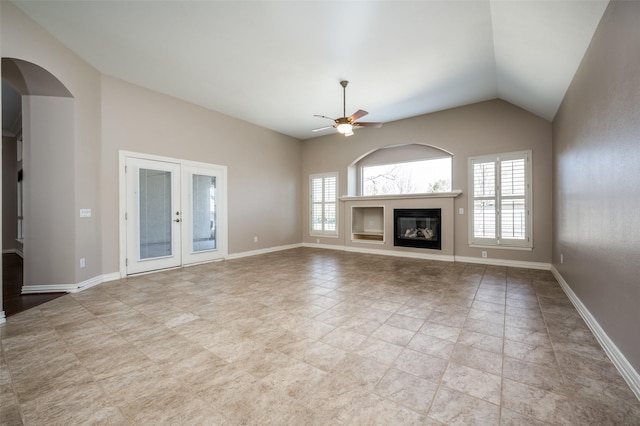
[
  {"x1": 310, "y1": 172, "x2": 338, "y2": 237},
  {"x1": 468, "y1": 151, "x2": 532, "y2": 248}
]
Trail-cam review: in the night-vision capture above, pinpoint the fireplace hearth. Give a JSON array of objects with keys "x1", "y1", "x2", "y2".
[{"x1": 394, "y1": 208, "x2": 442, "y2": 250}]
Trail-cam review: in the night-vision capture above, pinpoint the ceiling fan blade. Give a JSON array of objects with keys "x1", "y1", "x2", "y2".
[
  {"x1": 312, "y1": 125, "x2": 335, "y2": 132},
  {"x1": 314, "y1": 114, "x2": 336, "y2": 121},
  {"x1": 348, "y1": 109, "x2": 368, "y2": 122},
  {"x1": 353, "y1": 121, "x2": 383, "y2": 128}
]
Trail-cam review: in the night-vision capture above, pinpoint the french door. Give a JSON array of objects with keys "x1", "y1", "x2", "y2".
[{"x1": 123, "y1": 154, "x2": 227, "y2": 275}]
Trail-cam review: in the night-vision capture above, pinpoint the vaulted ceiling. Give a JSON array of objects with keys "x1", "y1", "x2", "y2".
[{"x1": 9, "y1": 1, "x2": 609, "y2": 139}]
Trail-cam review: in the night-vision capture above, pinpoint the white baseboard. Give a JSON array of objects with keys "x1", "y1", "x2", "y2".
[
  {"x1": 303, "y1": 243, "x2": 550, "y2": 268},
  {"x1": 302, "y1": 242, "x2": 347, "y2": 252},
  {"x1": 20, "y1": 272, "x2": 122, "y2": 295},
  {"x1": 304, "y1": 242, "x2": 455, "y2": 261},
  {"x1": 455, "y1": 255, "x2": 551, "y2": 270},
  {"x1": 551, "y1": 266, "x2": 640, "y2": 400},
  {"x1": 344, "y1": 245, "x2": 455, "y2": 262},
  {"x1": 226, "y1": 243, "x2": 303, "y2": 260},
  {"x1": 2, "y1": 248, "x2": 24, "y2": 258}
]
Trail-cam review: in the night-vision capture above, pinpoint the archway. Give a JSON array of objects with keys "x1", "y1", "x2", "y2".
[{"x1": 2, "y1": 58, "x2": 75, "y2": 317}]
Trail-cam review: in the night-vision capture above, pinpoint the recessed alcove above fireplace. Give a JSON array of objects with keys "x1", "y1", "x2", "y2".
[{"x1": 394, "y1": 208, "x2": 442, "y2": 250}]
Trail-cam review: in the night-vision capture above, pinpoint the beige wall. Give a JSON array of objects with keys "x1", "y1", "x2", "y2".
[
  {"x1": 23, "y1": 96, "x2": 76, "y2": 286},
  {"x1": 553, "y1": 1, "x2": 640, "y2": 371},
  {"x1": 302, "y1": 99, "x2": 553, "y2": 264},
  {"x1": 2, "y1": 2, "x2": 102, "y2": 285},
  {"x1": 100, "y1": 76, "x2": 302, "y2": 272},
  {"x1": 2, "y1": 2, "x2": 302, "y2": 289}
]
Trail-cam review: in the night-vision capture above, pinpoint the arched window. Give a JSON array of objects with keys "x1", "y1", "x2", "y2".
[{"x1": 352, "y1": 144, "x2": 452, "y2": 196}]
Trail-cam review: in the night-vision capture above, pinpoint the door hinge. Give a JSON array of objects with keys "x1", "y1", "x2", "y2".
[
  {"x1": 125, "y1": 258, "x2": 128, "y2": 266},
  {"x1": 125, "y1": 212, "x2": 128, "y2": 220}
]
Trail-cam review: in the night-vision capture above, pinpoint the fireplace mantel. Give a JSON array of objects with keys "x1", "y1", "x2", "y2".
[{"x1": 340, "y1": 190, "x2": 462, "y2": 202}]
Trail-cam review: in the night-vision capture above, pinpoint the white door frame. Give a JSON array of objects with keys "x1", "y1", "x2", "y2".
[{"x1": 118, "y1": 151, "x2": 228, "y2": 277}]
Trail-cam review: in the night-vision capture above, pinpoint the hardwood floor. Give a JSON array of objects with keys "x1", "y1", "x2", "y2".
[{"x1": 2, "y1": 253, "x2": 63, "y2": 317}]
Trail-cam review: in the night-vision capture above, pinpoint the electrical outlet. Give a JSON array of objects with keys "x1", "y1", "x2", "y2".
[
  {"x1": 459, "y1": 208, "x2": 464, "y2": 215},
  {"x1": 481, "y1": 251, "x2": 487, "y2": 258},
  {"x1": 254, "y1": 236, "x2": 258, "y2": 243},
  {"x1": 80, "y1": 258, "x2": 86, "y2": 269},
  {"x1": 560, "y1": 253, "x2": 564, "y2": 264}
]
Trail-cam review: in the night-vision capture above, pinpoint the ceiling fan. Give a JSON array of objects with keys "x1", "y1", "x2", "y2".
[{"x1": 313, "y1": 80, "x2": 383, "y2": 137}]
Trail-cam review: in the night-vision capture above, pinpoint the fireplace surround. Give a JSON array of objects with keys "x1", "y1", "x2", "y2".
[{"x1": 394, "y1": 208, "x2": 442, "y2": 250}]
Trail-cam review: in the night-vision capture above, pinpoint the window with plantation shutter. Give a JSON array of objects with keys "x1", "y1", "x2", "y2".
[
  {"x1": 468, "y1": 151, "x2": 532, "y2": 248},
  {"x1": 310, "y1": 172, "x2": 338, "y2": 237}
]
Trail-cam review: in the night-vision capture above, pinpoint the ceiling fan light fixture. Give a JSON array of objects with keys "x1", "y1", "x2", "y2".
[{"x1": 336, "y1": 122, "x2": 353, "y2": 135}]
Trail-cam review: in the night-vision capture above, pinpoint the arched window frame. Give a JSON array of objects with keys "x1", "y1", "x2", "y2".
[{"x1": 349, "y1": 144, "x2": 453, "y2": 197}]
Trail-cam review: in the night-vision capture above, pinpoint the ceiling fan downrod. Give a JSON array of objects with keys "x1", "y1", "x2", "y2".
[{"x1": 340, "y1": 80, "x2": 349, "y2": 119}]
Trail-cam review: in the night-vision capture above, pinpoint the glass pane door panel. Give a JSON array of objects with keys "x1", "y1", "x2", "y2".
[
  {"x1": 139, "y1": 168, "x2": 173, "y2": 259},
  {"x1": 192, "y1": 174, "x2": 216, "y2": 252}
]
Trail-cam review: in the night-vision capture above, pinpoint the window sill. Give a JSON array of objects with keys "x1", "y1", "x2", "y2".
[{"x1": 469, "y1": 244, "x2": 532, "y2": 251}]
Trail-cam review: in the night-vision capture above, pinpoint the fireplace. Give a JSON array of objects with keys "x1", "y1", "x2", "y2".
[{"x1": 394, "y1": 208, "x2": 442, "y2": 250}]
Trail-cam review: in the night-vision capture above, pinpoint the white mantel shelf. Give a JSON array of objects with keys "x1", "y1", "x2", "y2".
[{"x1": 340, "y1": 190, "x2": 462, "y2": 202}]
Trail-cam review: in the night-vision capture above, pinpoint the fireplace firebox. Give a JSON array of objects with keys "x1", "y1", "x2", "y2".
[{"x1": 394, "y1": 208, "x2": 442, "y2": 250}]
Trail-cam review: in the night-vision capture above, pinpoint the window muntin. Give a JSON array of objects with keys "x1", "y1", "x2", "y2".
[
  {"x1": 310, "y1": 172, "x2": 338, "y2": 236},
  {"x1": 362, "y1": 157, "x2": 452, "y2": 196},
  {"x1": 469, "y1": 151, "x2": 532, "y2": 248}
]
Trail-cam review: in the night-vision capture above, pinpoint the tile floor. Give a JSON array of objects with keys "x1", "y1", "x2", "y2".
[{"x1": 1, "y1": 248, "x2": 639, "y2": 425}]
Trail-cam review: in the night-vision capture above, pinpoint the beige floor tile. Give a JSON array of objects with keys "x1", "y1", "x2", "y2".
[
  {"x1": 374, "y1": 367, "x2": 438, "y2": 412},
  {"x1": 502, "y1": 356, "x2": 568, "y2": 395},
  {"x1": 428, "y1": 387, "x2": 500, "y2": 425},
  {"x1": 451, "y1": 343, "x2": 503, "y2": 375},
  {"x1": 442, "y1": 362, "x2": 502, "y2": 404},
  {"x1": 394, "y1": 348, "x2": 448, "y2": 382},
  {"x1": 349, "y1": 393, "x2": 426, "y2": 425},
  {"x1": 502, "y1": 378, "x2": 575, "y2": 425},
  {"x1": 407, "y1": 332, "x2": 456, "y2": 359},
  {"x1": 456, "y1": 328, "x2": 504, "y2": 354},
  {"x1": 2, "y1": 248, "x2": 638, "y2": 425}
]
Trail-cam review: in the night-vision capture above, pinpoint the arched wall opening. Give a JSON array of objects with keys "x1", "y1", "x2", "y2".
[
  {"x1": 347, "y1": 143, "x2": 453, "y2": 196},
  {"x1": 2, "y1": 58, "x2": 76, "y2": 293}
]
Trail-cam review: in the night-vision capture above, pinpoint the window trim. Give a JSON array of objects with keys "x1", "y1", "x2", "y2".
[
  {"x1": 310, "y1": 172, "x2": 339, "y2": 237},
  {"x1": 468, "y1": 150, "x2": 533, "y2": 249},
  {"x1": 360, "y1": 156, "x2": 452, "y2": 196}
]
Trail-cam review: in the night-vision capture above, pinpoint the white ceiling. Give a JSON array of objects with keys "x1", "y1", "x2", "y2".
[{"x1": 10, "y1": 0, "x2": 609, "y2": 140}]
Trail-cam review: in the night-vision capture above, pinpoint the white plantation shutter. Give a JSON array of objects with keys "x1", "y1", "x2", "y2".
[
  {"x1": 469, "y1": 151, "x2": 531, "y2": 248},
  {"x1": 473, "y1": 162, "x2": 496, "y2": 239},
  {"x1": 310, "y1": 172, "x2": 338, "y2": 236},
  {"x1": 500, "y1": 158, "x2": 526, "y2": 240}
]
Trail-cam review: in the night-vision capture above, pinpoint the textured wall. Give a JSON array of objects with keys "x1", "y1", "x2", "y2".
[
  {"x1": 553, "y1": 1, "x2": 640, "y2": 371},
  {"x1": 302, "y1": 99, "x2": 553, "y2": 264},
  {"x1": 100, "y1": 76, "x2": 302, "y2": 270}
]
